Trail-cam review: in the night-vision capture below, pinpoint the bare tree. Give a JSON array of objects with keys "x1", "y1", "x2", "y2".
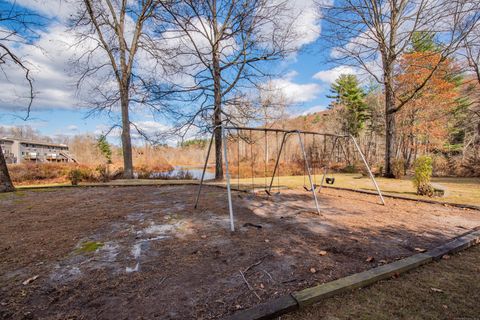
[
  {"x1": 157, "y1": 0, "x2": 301, "y2": 180},
  {"x1": 0, "y1": 3, "x2": 38, "y2": 192},
  {"x1": 319, "y1": 0, "x2": 480, "y2": 177},
  {"x1": 461, "y1": 26, "x2": 480, "y2": 162},
  {"x1": 71, "y1": 0, "x2": 168, "y2": 178},
  {"x1": 464, "y1": 26, "x2": 480, "y2": 87}
]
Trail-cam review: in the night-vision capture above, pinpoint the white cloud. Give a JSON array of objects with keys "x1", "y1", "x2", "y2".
[
  {"x1": 0, "y1": 23, "x2": 86, "y2": 111},
  {"x1": 133, "y1": 121, "x2": 169, "y2": 136},
  {"x1": 313, "y1": 66, "x2": 358, "y2": 83},
  {"x1": 283, "y1": 0, "x2": 323, "y2": 48},
  {"x1": 265, "y1": 71, "x2": 321, "y2": 104},
  {"x1": 7, "y1": 0, "x2": 79, "y2": 21},
  {"x1": 67, "y1": 125, "x2": 78, "y2": 131}
]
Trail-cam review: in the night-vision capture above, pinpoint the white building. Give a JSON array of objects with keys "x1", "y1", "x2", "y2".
[{"x1": 0, "y1": 138, "x2": 76, "y2": 164}]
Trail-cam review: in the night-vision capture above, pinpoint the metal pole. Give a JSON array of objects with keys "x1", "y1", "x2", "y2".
[
  {"x1": 222, "y1": 126, "x2": 235, "y2": 231},
  {"x1": 350, "y1": 134, "x2": 385, "y2": 205},
  {"x1": 318, "y1": 137, "x2": 338, "y2": 194},
  {"x1": 194, "y1": 131, "x2": 215, "y2": 209},
  {"x1": 268, "y1": 132, "x2": 288, "y2": 193},
  {"x1": 296, "y1": 131, "x2": 321, "y2": 215},
  {"x1": 223, "y1": 126, "x2": 347, "y2": 138}
]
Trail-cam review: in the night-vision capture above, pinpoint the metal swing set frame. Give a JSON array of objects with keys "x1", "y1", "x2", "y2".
[{"x1": 195, "y1": 125, "x2": 385, "y2": 231}]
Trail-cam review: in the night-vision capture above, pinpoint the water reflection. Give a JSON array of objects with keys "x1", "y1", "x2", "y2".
[{"x1": 149, "y1": 166, "x2": 215, "y2": 180}]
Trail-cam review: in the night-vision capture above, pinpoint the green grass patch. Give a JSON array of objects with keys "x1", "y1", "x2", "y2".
[{"x1": 76, "y1": 241, "x2": 104, "y2": 253}]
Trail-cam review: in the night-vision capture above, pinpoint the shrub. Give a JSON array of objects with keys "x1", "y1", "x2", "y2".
[
  {"x1": 329, "y1": 162, "x2": 344, "y2": 172},
  {"x1": 8, "y1": 163, "x2": 71, "y2": 182},
  {"x1": 432, "y1": 155, "x2": 449, "y2": 176},
  {"x1": 341, "y1": 164, "x2": 357, "y2": 173},
  {"x1": 374, "y1": 164, "x2": 383, "y2": 177},
  {"x1": 153, "y1": 169, "x2": 194, "y2": 180},
  {"x1": 8, "y1": 163, "x2": 111, "y2": 185},
  {"x1": 96, "y1": 165, "x2": 110, "y2": 182},
  {"x1": 391, "y1": 158, "x2": 405, "y2": 179},
  {"x1": 67, "y1": 166, "x2": 99, "y2": 185},
  {"x1": 8, "y1": 163, "x2": 76, "y2": 185},
  {"x1": 136, "y1": 165, "x2": 154, "y2": 179},
  {"x1": 413, "y1": 156, "x2": 434, "y2": 197},
  {"x1": 459, "y1": 149, "x2": 480, "y2": 177},
  {"x1": 359, "y1": 163, "x2": 382, "y2": 177},
  {"x1": 68, "y1": 169, "x2": 83, "y2": 185}
]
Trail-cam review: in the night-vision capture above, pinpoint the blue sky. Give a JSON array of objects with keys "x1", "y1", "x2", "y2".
[{"x1": 0, "y1": 0, "x2": 350, "y2": 142}]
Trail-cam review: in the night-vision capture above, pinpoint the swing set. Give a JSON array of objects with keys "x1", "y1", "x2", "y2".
[{"x1": 194, "y1": 125, "x2": 385, "y2": 231}]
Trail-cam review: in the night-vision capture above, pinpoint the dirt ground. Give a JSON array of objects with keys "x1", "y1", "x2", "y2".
[{"x1": 0, "y1": 185, "x2": 479, "y2": 319}]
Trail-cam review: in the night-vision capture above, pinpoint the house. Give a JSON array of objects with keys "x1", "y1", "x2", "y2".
[{"x1": 0, "y1": 138, "x2": 76, "y2": 164}]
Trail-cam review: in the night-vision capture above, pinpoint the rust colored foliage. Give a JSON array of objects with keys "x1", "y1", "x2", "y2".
[{"x1": 396, "y1": 52, "x2": 459, "y2": 152}]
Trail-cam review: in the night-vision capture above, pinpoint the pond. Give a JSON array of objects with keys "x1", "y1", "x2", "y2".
[{"x1": 149, "y1": 166, "x2": 215, "y2": 181}]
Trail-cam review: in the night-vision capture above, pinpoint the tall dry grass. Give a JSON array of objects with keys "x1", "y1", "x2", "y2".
[{"x1": 8, "y1": 163, "x2": 91, "y2": 185}]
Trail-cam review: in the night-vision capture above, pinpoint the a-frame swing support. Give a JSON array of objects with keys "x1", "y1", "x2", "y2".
[{"x1": 194, "y1": 126, "x2": 385, "y2": 232}]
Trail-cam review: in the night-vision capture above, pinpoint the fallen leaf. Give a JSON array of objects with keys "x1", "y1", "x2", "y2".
[
  {"x1": 310, "y1": 267, "x2": 317, "y2": 273},
  {"x1": 366, "y1": 256, "x2": 375, "y2": 262},
  {"x1": 22, "y1": 275, "x2": 39, "y2": 285},
  {"x1": 319, "y1": 250, "x2": 327, "y2": 256},
  {"x1": 414, "y1": 248, "x2": 426, "y2": 253},
  {"x1": 235, "y1": 304, "x2": 242, "y2": 309},
  {"x1": 264, "y1": 239, "x2": 270, "y2": 243},
  {"x1": 200, "y1": 235, "x2": 207, "y2": 239},
  {"x1": 442, "y1": 304, "x2": 448, "y2": 309},
  {"x1": 379, "y1": 259, "x2": 387, "y2": 264},
  {"x1": 260, "y1": 283, "x2": 265, "y2": 289},
  {"x1": 442, "y1": 255, "x2": 450, "y2": 260},
  {"x1": 431, "y1": 287, "x2": 443, "y2": 293}
]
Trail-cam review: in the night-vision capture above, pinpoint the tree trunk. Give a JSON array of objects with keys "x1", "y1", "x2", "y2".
[
  {"x1": 384, "y1": 82, "x2": 396, "y2": 178},
  {"x1": 0, "y1": 147, "x2": 15, "y2": 193},
  {"x1": 120, "y1": 91, "x2": 134, "y2": 179},
  {"x1": 212, "y1": 4, "x2": 223, "y2": 181},
  {"x1": 213, "y1": 66, "x2": 223, "y2": 180}
]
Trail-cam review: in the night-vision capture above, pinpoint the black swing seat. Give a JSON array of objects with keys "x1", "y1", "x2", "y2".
[
  {"x1": 326, "y1": 177, "x2": 335, "y2": 185},
  {"x1": 303, "y1": 184, "x2": 318, "y2": 191},
  {"x1": 265, "y1": 189, "x2": 281, "y2": 196}
]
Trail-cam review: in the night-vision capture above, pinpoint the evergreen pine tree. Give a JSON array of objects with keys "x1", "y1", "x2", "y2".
[{"x1": 328, "y1": 74, "x2": 369, "y2": 137}]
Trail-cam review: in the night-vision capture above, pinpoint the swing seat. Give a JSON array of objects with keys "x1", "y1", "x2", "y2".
[
  {"x1": 326, "y1": 177, "x2": 335, "y2": 185},
  {"x1": 303, "y1": 184, "x2": 318, "y2": 192}
]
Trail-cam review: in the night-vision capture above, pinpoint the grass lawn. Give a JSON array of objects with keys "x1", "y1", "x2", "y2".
[
  {"x1": 230, "y1": 174, "x2": 480, "y2": 207},
  {"x1": 15, "y1": 174, "x2": 479, "y2": 207},
  {"x1": 285, "y1": 244, "x2": 480, "y2": 320}
]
